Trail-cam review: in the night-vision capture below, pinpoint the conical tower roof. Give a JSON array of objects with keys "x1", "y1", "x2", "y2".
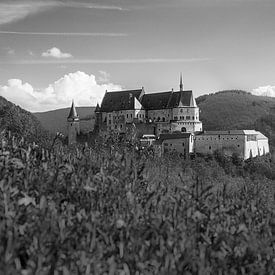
[
  {"x1": 67, "y1": 100, "x2": 79, "y2": 121},
  {"x1": 95, "y1": 103, "x2": 101, "y2": 113}
]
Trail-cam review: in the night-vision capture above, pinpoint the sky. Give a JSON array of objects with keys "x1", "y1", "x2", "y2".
[{"x1": 0, "y1": 0, "x2": 275, "y2": 112}]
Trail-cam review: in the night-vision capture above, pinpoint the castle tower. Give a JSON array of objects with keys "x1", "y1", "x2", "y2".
[
  {"x1": 180, "y1": 73, "x2": 184, "y2": 91},
  {"x1": 94, "y1": 103, "x2": 102, "y2": 132},
  {"x1": 67, "y1": 100, "x2": 80, "y2": 145}
]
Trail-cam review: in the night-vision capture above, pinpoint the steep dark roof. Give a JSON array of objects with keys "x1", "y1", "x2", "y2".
[
  {"x1": 159, "y1": 133, "x2": 191, "y2": 141},
  {"x1": 99, "y1": 89, "x2": 195, "y2": 112},
  {"x1": 142, "y1": 92, "x2": 171, "y2": 110},
  {"x1": 100, "y1": 89, "x2": 143, "y2": 112},
  {"x1": 141, "y1": 90, "x2": 194, "y2": 110},
  {"x1": 168, "y1": 91, "x2": 193, "y2": 108},
  {"x1": 67, "y1": 101, "x2": 79, "y2": 120}
]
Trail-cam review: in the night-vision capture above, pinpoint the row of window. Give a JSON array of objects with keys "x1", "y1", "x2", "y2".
[
  {"x1": 164, "y1": 142, "x2": 185, "y2": 147},
  {"x1": 174, "y1": 116, "x2": 197, "y2": 120},
  {"x1": 207, "y1": 144, "x2": 241, "y2": 150},
  {"x1": 107, "y1": 113, "x2": 146, "y2": 123},
  {"x1": 196, "y1": 136, "x2": 240, "y2": 141}
]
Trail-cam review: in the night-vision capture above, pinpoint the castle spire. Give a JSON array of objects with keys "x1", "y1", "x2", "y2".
[
  {"x1": 95, "y1": 102, "x2": 100, "y2": 113},
  {"x1": 180, "y1": 73, "x2": 184, "y2": 91},
  {"x1": 67, "y1": 100, "x2": 79, "y2": 121}
]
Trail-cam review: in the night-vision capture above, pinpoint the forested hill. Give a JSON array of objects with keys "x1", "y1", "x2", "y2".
[
  {"x1": 197, "y1": 90, "x2": 275, "y2": 148},
  {"x1": 0, "y1": 96, "x2": 51, "y2": 145},
  {"x1": 34, "y1": 107, "x2": 95, "y2": 134}
]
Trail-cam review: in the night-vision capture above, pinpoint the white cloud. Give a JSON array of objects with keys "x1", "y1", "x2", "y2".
[
  {"x1": 252, "y1": 85, "x2": 275, "y2": 97},
  {"x1": 0, "y1": 1, "x2": 55, "y2": 25},
  {"x1": 42, "y1": 47, "x2": 73, "y2": 59},
  {"x1": 7, "y1": 48, "x2": 15, "y2": 55},
  {"x1": 1, "y1": 57, "x2": 211, "y2": 65},
  {"x1": 0, "y1": 31, "x2": 127, "y2": 37},
  {"x1": 0, "y1": 1, "x2": 126, "y2": 25},
  {"x1": 98, "y1": 70, "x2": 110, "y2": 83},
  {"x1": 0, "y1": 71, "x2": 122, "y2": 112}
]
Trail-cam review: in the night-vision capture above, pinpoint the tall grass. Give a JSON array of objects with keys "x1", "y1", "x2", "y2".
[{"x1": 0, "y1": 133, "x2": 274, "y2": 274}]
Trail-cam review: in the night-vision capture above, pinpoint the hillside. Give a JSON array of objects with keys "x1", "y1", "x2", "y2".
[
  {"x1": 0, "y1": 96, "x2": 50, "y2": 145},
  {"x1": 34, "y1": 107, "x2": 95, "y2": 134},
  {"x1": 197, "y1": 90, "x2": 275, "y2": 148}
]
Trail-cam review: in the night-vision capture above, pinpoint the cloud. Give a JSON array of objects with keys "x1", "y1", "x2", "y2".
[
  {"x1": 7, "y1": 48, "x2": 15, "y2": 55},
  {"x1": 0, "y1": 0, "x2": 126, "y2": 25},
  {"x1": 0, "y1": 71, "x2": 122, "y2": 112},
  {"x1": 252, "y1": 85, "x2": 275, "y2": 97},
  {"x1": 2, "y1": 47, "x2": 15, "y2": 55},
  {"x1": 0, "y1": 31, "x2": 127, "y2": 37},
  {"x1": 1, "y1": 57, "x2": 211, "y2": 65},
  {"x1": 42, "y1": 47, "x2": 73, "y2": 59},
  {"x1": 0, "y1": 1, "x2": 55, "y2": 25},
  {"x1": 98, "y1": 71, "x2": 110, "y2": 83}
]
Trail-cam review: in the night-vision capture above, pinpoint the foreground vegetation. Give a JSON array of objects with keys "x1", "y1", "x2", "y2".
[{"x1": 0, "y1": 134, "x2": 275, "y2": 275}]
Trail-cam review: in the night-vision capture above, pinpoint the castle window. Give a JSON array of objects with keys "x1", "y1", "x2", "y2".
[
  {"x1": 180, "y1": 109, "x2": 183, "y2": 113},
  {"x1": 237, "y1": 145, "x2": 240, "y2": 147},
  {"x1": 174, "y1": 116, "x2": 178, "y2": 120},
  {"x1": 192, "y1": 116, "x2": 194, "y2": 119},
  {"x1": 158, "y1": 117, "x2": 160, "y2": 121},
  {"x1": 108, "y1": 120, "x2": 111, "y2": 125},
  {"x1": 186, "y1": 116, "x2": 190, "y2": 120},
  {"x1": 162, "y1": 117, "x2": 165, "y2": 122},
  {"x1": 182, "y1": 142, "x2": 185, "y2": 147},
  {"x1": 127, "y1": 114, "x2": 128, "y2": 118},
  {"x1": 164, "y1": 143, "x2": 168, "y2": 146},
  {"x1": 131, "y1": 114, "x2": 133, "y2": 118},
  {"x1": 209, "y1": 146, "x2": 212, "y2": 150}
]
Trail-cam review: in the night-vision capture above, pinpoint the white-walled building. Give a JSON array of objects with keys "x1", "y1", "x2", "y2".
[
  {"x1": 154, "y1": 133, "x2": 195, "y2": 158},
  {"x1": 194, "y1": 130, "x2": 269, "y2": 160}
]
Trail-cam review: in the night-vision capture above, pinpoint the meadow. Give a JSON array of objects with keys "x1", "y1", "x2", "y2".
[{"x1": 0, "y1": 133, "x2": 275, "y2": 274}]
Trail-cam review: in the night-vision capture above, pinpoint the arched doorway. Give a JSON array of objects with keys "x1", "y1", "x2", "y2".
[{"x1": 181, "y1": 127, "x2": 187, "y2": 132}]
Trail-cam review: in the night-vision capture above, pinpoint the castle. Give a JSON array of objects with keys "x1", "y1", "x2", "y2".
[{"x1": 67, "y1": 75, "x2": 270, "y2": 160}]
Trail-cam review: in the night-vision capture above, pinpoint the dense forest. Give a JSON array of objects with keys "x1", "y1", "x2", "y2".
[{"x1": 0, "y1": 96, "x2": 51, "y2": 146}]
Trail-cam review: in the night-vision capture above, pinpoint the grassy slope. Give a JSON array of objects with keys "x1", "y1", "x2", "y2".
[
  {"x1": 33, "y1": 107, "x2": 95, "y2": 134},
  {"x1": 0, "y1": 96, "x2": 50, "y2": 145}
]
